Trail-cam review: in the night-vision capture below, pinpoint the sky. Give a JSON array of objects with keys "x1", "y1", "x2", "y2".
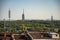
[{"x1": 0, "y1": 0, "x2": 60, "y2": 20}]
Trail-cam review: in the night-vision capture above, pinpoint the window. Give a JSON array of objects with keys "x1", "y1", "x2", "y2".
[{"x1": 56, "y1": 35, "x2": 58, "y2": 36}]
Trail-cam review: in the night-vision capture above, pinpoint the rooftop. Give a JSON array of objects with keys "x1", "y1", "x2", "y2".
[
  {"x1": 28, "y1": 32, "x2": 50, "y2": 39},
  {"x1": 12, "y1": 34, "x2": 25, "y2": 40},
  {"x1": 48, "y1": 32, "x2": 58, "y2": 34},
  {"x1": 0, "y1": 32, "x2": 26, "y2": 40}
]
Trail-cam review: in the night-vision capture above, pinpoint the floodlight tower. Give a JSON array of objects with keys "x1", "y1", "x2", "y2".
[
  {"x1": 9, "y1": 9, "x2": 11, "y2": 21},
  {"x1": 22, "y1": 9, "x2": 25, "y2": 21},
  {"x1": 8, "y1": 9, "x2": 11, "y2": 32}
]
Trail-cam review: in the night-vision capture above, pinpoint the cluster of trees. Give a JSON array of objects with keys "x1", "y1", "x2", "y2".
[{"x1": 0, "y1": 20, "x2": 60, "y2": 33}]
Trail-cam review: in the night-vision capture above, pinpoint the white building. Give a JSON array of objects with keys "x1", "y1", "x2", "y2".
[{"x1": 48, "y1": 32, "x2": 60, "y2": 39}]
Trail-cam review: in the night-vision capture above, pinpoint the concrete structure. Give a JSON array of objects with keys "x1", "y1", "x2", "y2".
[
  {"x1": 51, "y1": 16, "x2": 53, "y2": 21},
  {"x1": 9, "y1": 9, "x2": 11, "y2": 21},
  {"x1": 48, "y1": 32, "x2": 60, "y2": 39}
]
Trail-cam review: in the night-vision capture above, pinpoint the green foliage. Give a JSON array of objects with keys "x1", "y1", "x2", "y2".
[
  {"x1": 0, "y1": 20, "x2": 60, "y2": 33},
  {"x1": 58, "y1": 29, "x2": 60, "y2": 33},
  {"x1": 0, "y1": 27, "x2": 4, "y2": 32},
  {"x1": 10, "y1": 28, "x2": 16, "y2": 33}
]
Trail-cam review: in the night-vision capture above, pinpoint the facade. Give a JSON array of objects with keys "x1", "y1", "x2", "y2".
[
  {"x1": 51, "y1": 34, "x2": 59, "y2": 38},
  {"x1": 48, "y1": 32, "x2": 60, "y2": 38}
]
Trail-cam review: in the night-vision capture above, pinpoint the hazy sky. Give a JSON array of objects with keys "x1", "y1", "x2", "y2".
[{"x1": 0, "y1": 0, "x2": 60, "y2": 20}]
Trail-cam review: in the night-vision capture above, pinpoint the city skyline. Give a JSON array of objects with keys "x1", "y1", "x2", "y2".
[{"x1": 0, "y1": 0, "x2": 60, "y2": 20}]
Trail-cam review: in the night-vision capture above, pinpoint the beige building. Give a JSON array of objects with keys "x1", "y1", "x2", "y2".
[{"x1": 48, "y1": 32, "x2": 60, "y2": 39}]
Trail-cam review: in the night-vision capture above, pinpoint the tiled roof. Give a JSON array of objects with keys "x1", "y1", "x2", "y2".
[
  {"x1": 28, "y1": 32, "x2": 50, "y2": 39},
  {"x1": 0, "y1": 32, "x2": 11, "y2": 40},
  {"x1": 13, "y1": 34, "x2": 26, "y2": 40},
  {"x1": 29, "y1": 32, "x2": 41, "y2": 39},
  {"x1": 0, "y1": 32, "x2": 26, "y2": 40},
  {"x1": 0, "y1": 32, "x2": 11, "y2": 35}
]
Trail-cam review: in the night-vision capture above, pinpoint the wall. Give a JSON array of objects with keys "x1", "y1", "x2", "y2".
[
  {"x1": 52, "y1": 34, "x2": 59, "y2": 38},
  {"x1": 33, "y1": 39, "x2": 60, "y2": 40}
]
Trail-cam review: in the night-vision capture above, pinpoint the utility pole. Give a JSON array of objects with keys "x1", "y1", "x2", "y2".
[{"x1": 3, "y1": 19, "x2": 6, "y2": 40}]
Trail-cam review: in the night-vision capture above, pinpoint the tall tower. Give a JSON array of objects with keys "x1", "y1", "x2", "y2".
[
  {"x1": 51, "y1": 16, "x2": 53, "y2": 21},
  {"x1": 9, "y1": 9, "x2": 11, "y2": 21},
  {"x1": 8, "y1": 9, "x2": 11, "y2": 32},
  {"x1": 22, "y1": 9, "x2": 25, "y2": 21}
]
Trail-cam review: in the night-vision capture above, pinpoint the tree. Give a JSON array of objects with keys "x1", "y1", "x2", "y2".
[{"x1": 10, "y1": 28, "x2": 16, "y2": 33}]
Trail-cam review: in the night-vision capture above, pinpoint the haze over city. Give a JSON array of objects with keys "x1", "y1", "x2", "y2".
[
  {"x1": 0, "y1": 0, "x2": 60, "y2": 40},
  {"x1": 0, "y1": 0, "x2": 60, "y2": 20}
]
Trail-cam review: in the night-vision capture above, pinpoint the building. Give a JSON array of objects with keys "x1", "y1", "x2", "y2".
[
  {"x1": 12, "y1": 34, "x2": 26, "y2": 40},
  {"x1": 51, "y1": 16, "x2": 53, "y2": 21},
  {"x1": 0, "y1": 31, "x2": 60, "y2": 40},
  {"x1": 27, "y1": 32, "x2": 50, "y2": 40},
  {"x1": 48, "y1": 32, "x2": 60, "y2": 39},
  {"x1": 0, "y1": 32, "x2": 27, "y2": 40},
  {"x1": 0, "y1": 32, "x2": 12, "y2": 40},
  {"x1": 27, "y1": 32, "x2": 60, "y2": 40}
]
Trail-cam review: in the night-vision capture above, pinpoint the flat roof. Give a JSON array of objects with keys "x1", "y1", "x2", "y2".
[{"x1": 48, "y1": 32, "x2": 58, "y2": 34}]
